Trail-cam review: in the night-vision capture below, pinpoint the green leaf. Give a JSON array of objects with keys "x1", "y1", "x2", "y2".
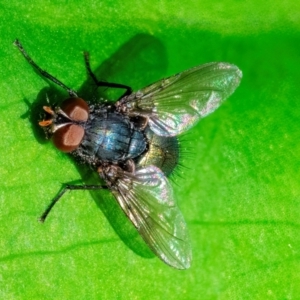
[{"x1": 0, "y1": 1, "x2": 299, "y2": 299}]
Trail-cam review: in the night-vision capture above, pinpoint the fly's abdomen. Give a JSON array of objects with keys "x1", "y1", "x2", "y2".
[
  {"x1": 136, "y1": 127, "x2": 179, "y2": 176},
  {"x1": 80, "y1": 111, "x2": 147, "y2": 162}
]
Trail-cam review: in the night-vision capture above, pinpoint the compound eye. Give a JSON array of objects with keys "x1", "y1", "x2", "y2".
[
  {"x1": 52, "y1": 124, "x2": 85, "y2": 152},
  {"x1": 60, "y1": 97, "x2": 89, "y2": 122}
]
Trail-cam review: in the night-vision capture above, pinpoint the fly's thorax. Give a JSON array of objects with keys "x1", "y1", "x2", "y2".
[
  {"x1": 97, "y1": 163, "x2": 133, "y2": 189},
  {"x1": 97, "y1": 164, "x2": 119, "y2": 185},
  {"x1": 77, "y1": 108, "x2": 148, "y2": 164},
  {"x1": 115, "y1": 95, "x2": 135, "y2": 113},
  {"x1": 39, "y1": 97, "x2": 89, "y2": 153}
]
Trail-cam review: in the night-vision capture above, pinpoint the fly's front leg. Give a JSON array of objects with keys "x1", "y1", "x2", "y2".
[
  {"x1": 84, "y1": 51, "x2": 132, "y2": 98},
  {"x1": 39, "y1": 184, "x2": 108, "y2": 222},
  {"x1": 14, "y1": 39, "x2": 78, "y2": 97}
]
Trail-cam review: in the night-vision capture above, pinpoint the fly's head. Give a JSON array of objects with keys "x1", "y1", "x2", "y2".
[{"x1": 39, "y1": 97, "x2": 89, "y2": 153}]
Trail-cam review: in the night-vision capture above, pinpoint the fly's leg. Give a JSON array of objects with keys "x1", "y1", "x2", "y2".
[
  {"x1": 14, "y1": 39, "x2": 78, "y2": 97},
  {"x1": 84, "y1": 51, "x2": 133, "y2": 98},
  {"x1": 39, "y1": 184, "x2": 108, "y2": 222}
]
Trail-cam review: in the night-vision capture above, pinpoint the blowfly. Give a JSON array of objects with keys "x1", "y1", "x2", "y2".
[{"x1": 14, "y1": 40, "x2": 242, "y2": 269}]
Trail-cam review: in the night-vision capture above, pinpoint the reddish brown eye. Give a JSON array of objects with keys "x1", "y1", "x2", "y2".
[
  {"x1": 52, "y1": 124, "x2": 85, "y2": 152},
  {"x1": 60, "y1": 97, "x2": 89, "y2": 122}
]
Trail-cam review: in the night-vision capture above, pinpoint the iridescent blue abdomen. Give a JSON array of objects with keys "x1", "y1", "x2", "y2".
[{"x1": 80, "y1": 108, "x2": 147, "y2": 162}]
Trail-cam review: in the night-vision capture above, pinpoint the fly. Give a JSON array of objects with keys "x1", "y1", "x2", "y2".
[{"x1": 14, "y1": 40, "x2": 242, "y2": 269}]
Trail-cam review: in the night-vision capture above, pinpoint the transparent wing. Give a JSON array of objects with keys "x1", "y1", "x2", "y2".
[
  {"x1": 122, "y1": 62, "x2": 242, "y2": 136},
  {"x1": 109, "y1": 165, "x2": 191, "y2": 269}
]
